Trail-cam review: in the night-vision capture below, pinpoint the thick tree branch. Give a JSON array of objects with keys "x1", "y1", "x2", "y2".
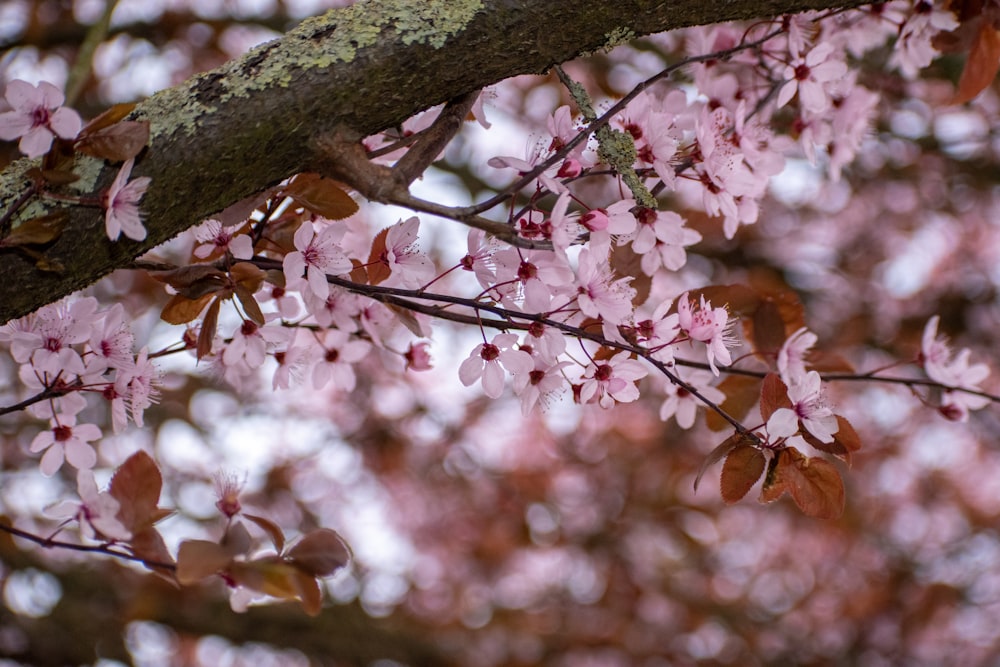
[{"x1": 0, "y1": 0, "x2": 869, "y2": 324}]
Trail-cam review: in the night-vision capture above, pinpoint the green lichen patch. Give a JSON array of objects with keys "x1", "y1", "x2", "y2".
[{"x1": 135, "y1": 0, "x2": 484, "y2": 139}]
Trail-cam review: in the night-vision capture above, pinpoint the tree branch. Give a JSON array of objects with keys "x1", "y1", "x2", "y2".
[{"x1": 0, "y1": 0, "x2": 870, "y2": 324}]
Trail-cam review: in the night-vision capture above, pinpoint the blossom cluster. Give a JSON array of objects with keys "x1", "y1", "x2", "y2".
[
  {"x1": 0, "y1": 0, "x2": 991, "y2": 546},
  {"x1": 0, "y1": 298, "x2": 160, "y2": 476}
]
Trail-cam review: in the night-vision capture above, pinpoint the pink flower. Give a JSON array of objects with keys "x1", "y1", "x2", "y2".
[
  {"x1": 575, "y1": 248, "x2": 636, "y2": 325},
  {"x1": 310, "y1": 329, "x2": 370, "y2": 390},
  {"x1": 193, "y1": 219, "x2": 254, "y2": 259},
  {"x1": 766, "y1": 371, "x2": 838, "y2": 443},
  {"x1": 630, "y1": 207, "x2": 701, "y2": 274},
  {"x1": 492, "y1": 247, "x2": 574, "y2": 312},
  {"x1": 890, "y1": 3, "x2": 960, "y2": 78},
  {"x1": 87, "y1": 303, "x2": 134, "y2": 373},
  {"x1": 115, "y1": 346, "x2": 161, "y2": 428},
  {"x1": 103, "y1": 158, "x2": 151, "y2": 241},
  {"x1": 0, "y1": 80, "x2": 82, "y2": 157},
  {"x1": 777, "y1": 43, "x2": 849, "y2": 114},
  {"x1": 213, "y1": 470, "x2": 246, "y2": 519},
  {"x1": 404, "y1": 341, "x2": 433, "y2": 371},
  {"x1": 677, "y1": 292, "x2": 736, "y2": 374},
  {"x1": 283, "y1": 221, "x2": 352, "y2": 300},
  {"x1": 578, "y1": 356, "x2": 647, "y2": 408},
  {"x1": 382, "y1": 217, "x2": 435, "y2": 288},
  {"x1": 513, "y1": 359, "x2": 571, "y2": 415},
  {"x1": 30, "y1": 414, "x2": 101, "y2": 476},
  {"x1": 777, "y1": 327, "x2": 816, "y2": 386},
  {"x1": 659, "y1": 369, "x2": 725, "y2": 429},
  {"x1": 921, "y1": 316, "x2": 990, "y2": 421},
  {"x1": 458, "y1": 333, "x2": 533, "y2": 399},
  {"x1": 47, "y1": 471, "x2": 131, "y2": 541}
]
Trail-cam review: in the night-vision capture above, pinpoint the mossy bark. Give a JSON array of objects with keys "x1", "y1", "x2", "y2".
[{"x1": 0, "y1": 0, "x2": 867, "y2": 323}]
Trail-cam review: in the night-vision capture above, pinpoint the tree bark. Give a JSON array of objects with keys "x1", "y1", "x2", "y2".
[{"x1": 0, "y1": 0, "x2": 867, "y2": 324}]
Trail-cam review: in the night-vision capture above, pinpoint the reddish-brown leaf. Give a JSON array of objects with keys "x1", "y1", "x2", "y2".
[
  {"x1": 592, "y1": 346, "x2": 623, "y2": 362},
  {"x1": 198, "y1": 298, "x2": 221, "y2": 360},
  {"x1": 286, "y1": 528, "x2": 352, "y2": 577},
  {"x1": 78, "y1": 102, "x2": 137, "y2": 135},
  {"x1": 110, "y1": 451, "x2": 167, "y2": 534},
  {"x1": 366, "y1": 227, "x2": 391, "y2": 285},
  {"x1": 805, "y1": 350, "x2": 855, "y2": 373},
  {"x1": 386, "y1": 303, "x2": 428, "y2": 338},
  {"x1": 758, "y1": 447, "x2": 845, "y2": 519},
  {"x1": 294, "y1": 571, "x2": 324, "y2": 616},
  {"x1": 149, "y1": 264, "x2": 227, "y2": 292},
  {"x1": 348, "y1": 258, "x2": 369, "y2": 284},
  {"x1": 229, "y1": 557, "x2": 303, "y2": 600},
  {"x1": 129, "y1": 526, "x2": 176, "y2": 579},
  {"x1": 759, "y1": 373, "x2": 791, "y2": 423},
  {"x1": 230, "y1": 262, "x2": 265, "y2": 293},
  {"x1": 802, "y1": 415, "x2": 862, "y2": 464},
  {"x1": 75, "y1": 120, "x2": 150, "y2": 162},
  {"x1": 0, "y1": 211, "x2": 68, "y2": 247},
  {"x1": 283, "y1": 173, "x2": 359, "y2": 220},
  {"x1": 234, "y1": 285, "x2": 265, "y2": 326},
  {"x1": 952, "y1": 23, "x2": 1000, "y2": 104},
  {"x1": 221, "y1": 520, "x2": 253, "y2": 556},
  {"x1": 244, "y1": 514, "x2": 286, "y2": 554},
  {"x1": 751, "y1": 299, "x2": 787, "y2": 356},
  {"x1": 720, "y1": 444, "x2": 766, "y2": 504},
  {"x1": 687, "y1": 284, "x2": 761, "y2": 317},
  {"x1": 215, "y1": 187, "x2": 278, "y2": 228},
  {"x1": 160, "y1": 293, "x2": 213, "y2": 325},
  {"x1": 176, "y1": 539, "x2": 233, "y2": 584},
  {"x1": 694, "y1": 432, "x2": 744, "y2": 491},
  {"x1": 610, "y1": 243, "x2": 651, "y2": 306},
  {"x1": 706, "y1": 375, "x2": 762, "y2": 431}
]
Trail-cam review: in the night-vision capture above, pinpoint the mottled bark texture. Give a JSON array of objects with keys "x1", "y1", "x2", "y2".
[{"x1": 0, "y1": 0, "x2": 867, "y2": 323}]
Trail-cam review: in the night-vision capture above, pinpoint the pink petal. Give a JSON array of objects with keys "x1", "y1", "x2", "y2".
[
  {"x1": 49, "y1": 107, "x2": 82, "y2": 140},
  {"x1": 5, "y1": 80, "x2": 40, "y2": 110}
]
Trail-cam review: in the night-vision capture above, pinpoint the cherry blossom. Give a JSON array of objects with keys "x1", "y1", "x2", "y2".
[
  {"x1": 6, "y1": 297, "x2": 99, "y2": 377},
  {"x1": 676, "y1": 292, "x2": 735, "y2": 374},
  {"x1": 460, "y1": 229, "x2": 498, "y2": 289},
  {"x1": 213, "y1": 470, "x2": 246, "y2": 518},
  {"x1": 272, "y1": 340, "x2": 309, "y2": 390},
  {"x1": 86, "y1": 304, "x2": 134, "y2": 373},
  {"x1": 310, "y1": 329, "x2": 371, "y2": 391},
  {"x1": 404, "y1": 341, "x2": 433, "y2": 371},
  {"x1": 492, "y1": 247, "x2": 574, "y2": 312},
  {"x1": 574, "y1": 248, "x2": 636, "y2": 325},
  {"x1": 47, "y1": 470, "x2": 131, "y2": 541},
  {"x1": 578, "y1": 355, "x2": 648, "y2": 409},
  {"x1": 630, "y1": 207, "x2": 701, "y2": 274},
  {"x1": 889, "y1": 2, "x2": 960, "y2": 78},
  {"x1": 193, "y1": 219, "x2": 254, "y2": 259},
  {"x1": 920, "y1": 316, "x2": 990, "y2": 421},
  {"x1": 777, "y1": 327, "x2": 816, "y2": 386},
  {"x1": 382, "y1": 217, "x2": 435, "y2": 288},
  {"x1": 116, "y1": 346, "x2": 161, "y2": 428},
  {"x1": 521, "y1": 322, "x2": 567, "y2": 365},
  {"x1": 283, "y1": 221, "x2": 352, "y2": 300},
  {"x1": 581, "y1": 199, "x2": 638, "y2": 255},
  {"x1": 0, "y1": 79, "x2": 82, "y2": 157},
  {"x1": 458, "y1": 332, "x2": 533, "y2": 399},
  {"x1": 489, "y1": 145, "x2": 569, "y2": 195},
  {"x1": 777, "y1": 43, "x2": 848, "y2": 114},
  {"x1": 659, "y1": 369, "x2": 725, "y2": 429},
  {"x1": 766, "y1": 371, "x2": 838, "y2": 443},
  {"x1": 513, "y1": 359, "x2": 571, "y2": 415},
  {"x1": 30, "y1": 414, "x2": 101, "y2": 476},
  {"x1": 103, "y1": 158, "x2": 152, "y2": 242}
]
